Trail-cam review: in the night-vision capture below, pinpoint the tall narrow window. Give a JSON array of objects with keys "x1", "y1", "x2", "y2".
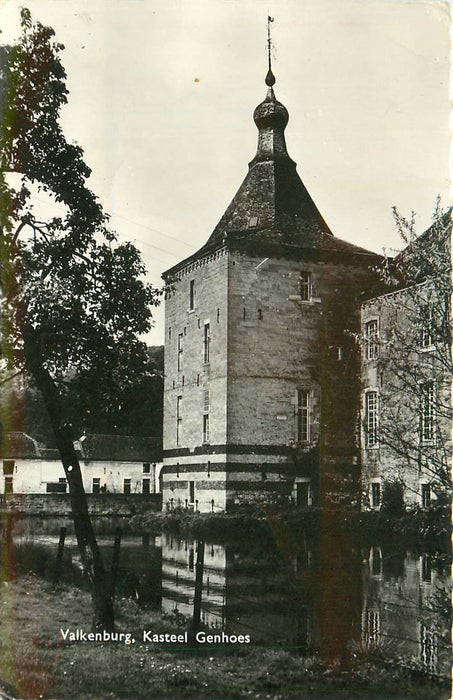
[
  {"x1": 421, "y1": 483, "x2": 431, "y2": 508},
  {"x1": 365, "y1": 391, "x2": 378, "y2": 447},
  {"x1": 189, "y1": 481, "x2": 195, "y2": 503},
  {"x1": 299, "y1": 272, "x2": 312, "y2": 301},
  {"x1": 366, "y1": 610, "x2": 380, "y2": 645},
  {"x1": 203, "y1": 389, "x2": 210, "y2": 443},
  {"x1": 142, "y1": 478, "x2": 150, "y2": 494},
  {"x1": 176, "y1": 395, "x2": 182, "y2": 445},
  {"x1": 189, "y1": 280, "x2": 195, "y2": 310},
  {"x1": 4, "y1": 476, "x2": 13, "y2": 494},
  {"x1": 203, "y1": 414, "x2": 210, "y2": 443},
  {"x1": 177, "y1": 333, "x2": 183, "y2": 372},
  {"x1": 203, "y1": 323, "x2": 210, "y2": 364},
  {"x1": 123, "y1": 479, "x2": 131, "y2": 495},
  {"x1": 420, "y1": 624, "x2": 437, "y2": 673},
  {"x1": 420, "y1": 381, "x2": 434, "y2": 442},
  {"x1": 92, "y1": 478, "x2": 101, "y2": 494},
  {"x1": 297, "y1": 389, "x2": 310, "y2": 443},
  {"x1": 421, "y1": 306, "x2": 434, "y2": 348},
  {"x1": 365, "y1": 320, "x2": 379, "y2": 360},
  {"x1": 371, "y1": 482, "x2": 381, "y2": 508}
]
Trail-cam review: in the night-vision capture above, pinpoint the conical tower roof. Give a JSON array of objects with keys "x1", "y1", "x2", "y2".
[
  {"x1": 203, "y1": 69, "x2": 334, "y2": 250},
  {"x1": 164, "y1": 70, "x2": 380, "y2": 278}
]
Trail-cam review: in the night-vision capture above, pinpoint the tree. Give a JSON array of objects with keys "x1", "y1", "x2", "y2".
[
  {"x1": 0, "y1": 9, "x2": 160, "y2": 628},
  {"x1": 361, "y1": 200, "x2": 451, "y2": 504}
]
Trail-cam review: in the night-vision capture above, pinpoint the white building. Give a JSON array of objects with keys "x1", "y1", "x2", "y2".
[{"x1": 0, "y1": 432, "x2": 163, "y2": 495}]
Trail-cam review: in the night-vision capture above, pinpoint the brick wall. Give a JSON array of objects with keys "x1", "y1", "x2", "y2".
[{"x1": 1, "y1": 493, "x2": 162, "y2": 516}]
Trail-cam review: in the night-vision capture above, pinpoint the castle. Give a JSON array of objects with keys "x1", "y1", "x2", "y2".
[{"x1": 160, "y1": 65, "x2": 386, "y2": 512}]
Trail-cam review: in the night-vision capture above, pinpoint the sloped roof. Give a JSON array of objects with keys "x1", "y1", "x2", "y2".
[
  {"x1": 0, "y1": 432, "x2": 41, "y2": 459},
  {"x1": 77, "y1": 434, "x2": 162, "y2": 462},
  {"x1": 0, "y1": 432, "x2": 162, "y2": 462},
  {"x1": 164, "y1": 78, "x2": 380, "y2": 278}
]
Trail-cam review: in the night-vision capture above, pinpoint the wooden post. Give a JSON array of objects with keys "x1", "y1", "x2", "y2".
[
  {"x1": 191, "y1": 540, "x2": 205, "y2": 631},
  {"x1": 110, "y1": 527, "x2": 122, "y2": 599},
  {"x1": 54, "y1": 526, "x2": 66, "y2": 586}
]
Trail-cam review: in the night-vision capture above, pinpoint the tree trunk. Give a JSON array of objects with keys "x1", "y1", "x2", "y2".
[{"x1": 22, "y1": 325, "x2": 114, "y2": 630}]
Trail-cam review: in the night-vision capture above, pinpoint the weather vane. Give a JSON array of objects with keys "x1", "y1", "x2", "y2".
[{"x1": 266, "y1": 15, "x2": 276, "y2": 86}]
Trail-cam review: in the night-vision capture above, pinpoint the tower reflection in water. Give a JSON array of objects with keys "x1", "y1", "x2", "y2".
[{"x1": 160, "y1": 533, "x2": 451, "y2": 676}]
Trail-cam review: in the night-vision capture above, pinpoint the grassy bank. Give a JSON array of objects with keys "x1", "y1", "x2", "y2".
[
  {"x1": 0, "y1": 575, "x2": 449, "y2": 699},
  {"x1": 129, "y1": 504, "x2": 451, "y2": 549}
]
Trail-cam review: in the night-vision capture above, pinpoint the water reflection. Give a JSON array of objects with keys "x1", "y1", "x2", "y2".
[{"x1": 0, "y1": 516, "x2": 450, "y2": 676}]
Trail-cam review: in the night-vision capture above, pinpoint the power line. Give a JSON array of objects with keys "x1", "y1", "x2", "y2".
[{"x1": 27, "y1": 194, "x2": 196, "y2": 256}]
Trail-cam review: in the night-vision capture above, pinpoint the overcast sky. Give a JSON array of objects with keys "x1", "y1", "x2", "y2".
[{"x1": 0, "y1": 0, "x2": 450, "y2": 343}]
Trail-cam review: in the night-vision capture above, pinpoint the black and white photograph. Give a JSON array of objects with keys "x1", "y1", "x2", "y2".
[{"x1": 0, "y1": 1, "x2": 450, "y2": 698}]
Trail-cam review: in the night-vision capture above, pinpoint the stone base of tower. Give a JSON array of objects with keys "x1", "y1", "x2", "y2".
[
  {"x1": 161, "y1": 449, "x2": 316, "y2": 513},
  {"x1": 161, "y1": 446, "x2": 360, "y2": 513}
]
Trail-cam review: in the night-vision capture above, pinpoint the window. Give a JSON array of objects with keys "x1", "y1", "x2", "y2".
[
  {"x1": 365, "y1": 319, "x2": 379, "y2": 360},
  {"x1": 143, "y1": 463, "x2": 150, "y2": 474},
  {"x1": 297, "y1": 389, "x2": 310, "y2": 443},
  {"x1": 2, "y1": 460, "x2": 14, "y2": 475},
  {"x1": 420, "y1": 624, "x2": 437, "y2": 673},
  {"x1": 123, "y1": 479, "x2": 131, "y2": 495},
  {"x1": 203, "y1": 414, "x2": 210, "y2": 443},
  {"x1": 46, "y1": 481, "x2": 67, "y2": 493},
  {"x1": 421, "y1": 307, "x2": 434, "y2": 348},
  {"x1": 299, "y1": 272, "x2": 312, "y2": 301},
  {"x1": 92, "y1": 478, "x2": 101, "y2": 494},
  {"x1": 177, "y1": 333, "x2": 183, "y2": 371},
  {"x1": 421, "y1": 483, "x2": 431, "y2": 508},
  {"x1": 371, "y1": 482, "x2": 381, "y2": 508},
  {"x1": 176, "y1": 395, "x2": 182, "y2": 446},
  {"x1": 365, "y1": 391, "x2": 378, "y2": 447},
  {"x1": 189, "y1": 481, "x2": 195, "y2": 503},
  {"x1": 421, "y1": 554, "x2": 432, "y2": 583},
  {"x1": 4, "y1": 476, "x2": 13, "y2": 494},
  {"x1": 203, "y1": 389, "x2": 210, "y2": 413},
  {"x1": 366, "y1": 610, "x2": 380, "y2": 645},
  {"x1": 420, "y1": 381, "x2": 434, "y2": 442},
  {"x1": 296, "y1": 480, "x2": 311, "y2": 506},
  {"x1": 370, "y1": 547, "x2": 382, "y2": 576},
  {"x1": 142, "y1": 478, "x2": 150, "y2": 494},
  {"x1": 203, "y1": 323, "x2": 210, "y2": 363},
  {"x1": 189, "y1": 280, "x2": 195, "y2": 310}
]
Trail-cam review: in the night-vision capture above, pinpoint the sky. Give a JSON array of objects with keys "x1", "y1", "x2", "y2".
[{"x1": 0, "y1": 0, "x2": 450, "y2": 344}]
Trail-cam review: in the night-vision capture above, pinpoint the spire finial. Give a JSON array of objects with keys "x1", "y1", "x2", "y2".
[{"x1": 265, "y1": 15, "x2": 276, "y2": 87}]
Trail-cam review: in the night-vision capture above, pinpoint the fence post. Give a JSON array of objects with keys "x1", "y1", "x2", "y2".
[
  {"x1": 53, "y1": 526, "x2": 66, "y2": 586},
  {"x1": 111, "y1": 527, "x2": 122, "y2": 599},
  {"x1": 191, "y1": 540, "x2": 205, "y2": 631}
]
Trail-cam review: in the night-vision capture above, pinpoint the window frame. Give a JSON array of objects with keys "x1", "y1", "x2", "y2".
[
  {"x1": 177, "y1": 332, "x2": 183, "y2": 372},
  {"x1": 370, "y1": 481, "x2": 381, "y2": 508},
  {"x1": 365, "y1": 389, "x2": 379, "y2": 448},
  {"x1": 203, "y1": 323, "x2": 210, "y2": 364},
  {"x1": 202, "y1": 413, "x2": 210, "y2": 444},
  {"x1": 189, "y1": 279, "x2": 195, "y2": 311},
  {"x1": 364, "y1": 318, "x2": 379, "y2": 361},
  {"x1": 420, "y1": 380, "x2": 435, "y2": 443},
  {"x1": 299, "y1": 271, "x2": 312, "y2": 302},
  {"x1": 296, "y1": 389, "x2": 310, "y2": 443}
]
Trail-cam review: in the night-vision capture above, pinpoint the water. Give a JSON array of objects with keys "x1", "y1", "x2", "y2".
[{"x1": 0, "y1": 516, "x2": 450, "y2": 677}]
